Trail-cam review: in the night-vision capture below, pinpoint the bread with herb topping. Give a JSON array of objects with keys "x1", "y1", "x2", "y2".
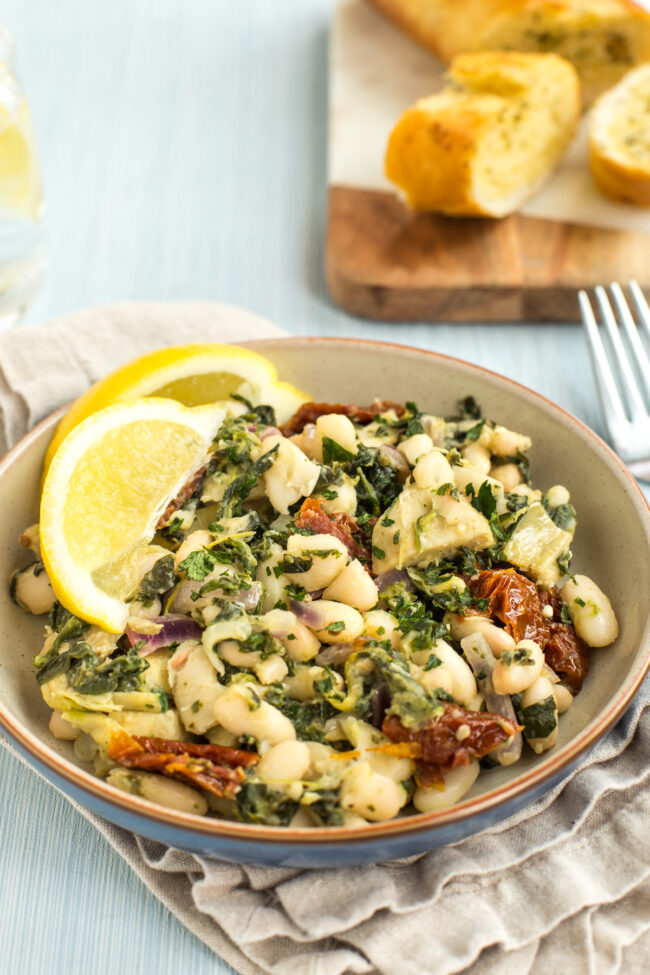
[
  {"x1": 589, "y1": 63, "x2": 650, "y2": 205},
  {"x1": 385, "y1": 50, "x2": 581, "y2": 217},
  {"x1": 368, "y1": 0, "x2": 650, "y2": 106}
]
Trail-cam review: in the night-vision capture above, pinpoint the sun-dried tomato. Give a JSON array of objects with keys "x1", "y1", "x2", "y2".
[
  {"x1": 107, "y1": 731, "x2": 256, "y2": 798},
  {"x1": 544, "y1": 623, "x2": 590, "y2": 693},
  {"x1": 469, "y1": 569, "x2": 550, "y2": 645},
  {"x1": 538, "y1": 585, "x2": 564, "y2": 621},
  {"x1": 132, "y1": 736, "x2": 258, "y2": 768},
  {"x1": 383, "y1": 703, "x2": 519, "y2": 786},
  {"x1": 468, "y1": 569, "x2": 591, "y2": 694},
  {"x1": 156, "y1": 462, "x2": 208, "y2": 529},
  {"x1": 281, "y1": 400, "x2": 405, "y2": 436},
  {"x1": 295, "y1": 497, "x2": 372, "y2": 563}
]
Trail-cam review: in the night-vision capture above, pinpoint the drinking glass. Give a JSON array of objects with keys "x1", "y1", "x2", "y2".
[{"x1": 0, "y1": 26, "x2": 45, "y2": 329}]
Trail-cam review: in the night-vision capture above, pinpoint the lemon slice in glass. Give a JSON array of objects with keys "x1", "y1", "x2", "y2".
[
  {"x1": 0, "y1": 70, "x2": 42, "y2": 220},
  {"x1": 40, "y1": 398, "x2": 226, "y2": 633},
  {"x1": 44, "y1": 343, "x2": 310, "y2": 474}
]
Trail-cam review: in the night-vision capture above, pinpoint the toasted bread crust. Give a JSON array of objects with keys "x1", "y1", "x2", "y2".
[
  {"x1": 367, "y1": 0, "x2": 650, "y2": 104},
  {"x1": 385, "y1": 50, "x2": 580, "y2": 217},
  {"x1": 589, "y1": 64, "x2": 650, "y2": 205}
]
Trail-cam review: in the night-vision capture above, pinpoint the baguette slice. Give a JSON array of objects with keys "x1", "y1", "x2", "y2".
[
  {"x1": 368, "y1": 0, "x2": 650, "y2": 106},
  {"x1": 589, "y1": 64, "x2": 650, "y2": 205},
  {"x1": 385, "y1": 51, "x2": 580, "y2": 217}
]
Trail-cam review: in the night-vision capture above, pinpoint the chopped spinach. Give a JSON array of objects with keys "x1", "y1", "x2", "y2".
[
  {"x1": 236, "y1": 781, "x2": 298, "y2": 826},
  {"x1": 135, "y1": 554, "x2": 177, "y2": 606}
]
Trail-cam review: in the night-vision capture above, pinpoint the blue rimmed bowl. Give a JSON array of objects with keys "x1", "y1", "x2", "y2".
[{"x1": 1, "y1": 336, "x2": 649, "y2": 867}]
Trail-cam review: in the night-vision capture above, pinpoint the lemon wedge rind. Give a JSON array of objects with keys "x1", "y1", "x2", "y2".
[{"x1": 40, "y1": 398, "x2": 226, "y2": 634}]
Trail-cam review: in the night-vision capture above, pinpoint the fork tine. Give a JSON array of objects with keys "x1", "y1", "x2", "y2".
[
  {"x1": 579, "y1": 290, "x2": 628, "y2": 423},
  {"x1": 610, "y1": 282, "x2": 650, "y2": 403},
  {"x1": 595, "y1": 285, "x2": 647, "y2": 421},
  {"x1": 629, "y1": 280, "x2": 650, "y2": 345}
]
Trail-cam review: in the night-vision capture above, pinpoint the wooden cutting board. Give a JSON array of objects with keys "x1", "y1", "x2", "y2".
[{"x1": 326, "y1": 0, "x2": 650, "y2": 323}]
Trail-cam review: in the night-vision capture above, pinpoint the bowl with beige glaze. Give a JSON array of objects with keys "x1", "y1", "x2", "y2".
[{"x1": 0, "y1": 336, "x2": 649, "y2": 867}]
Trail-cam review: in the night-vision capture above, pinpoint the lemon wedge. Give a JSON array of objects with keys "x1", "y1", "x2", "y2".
[
  {"x1": 44, "y1": 343, "x2": 309, "y2": 474},
  {"x1": 40, "y1": 398, "x2": 226, "y2": 633},
  {"x1": 0, "y1": 86, "x2": 42, "y2": 220}
]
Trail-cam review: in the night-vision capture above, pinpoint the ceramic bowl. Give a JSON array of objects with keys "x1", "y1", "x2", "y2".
[{"x1": 1, "y1": 337, "x2": 648, "y2": 868}]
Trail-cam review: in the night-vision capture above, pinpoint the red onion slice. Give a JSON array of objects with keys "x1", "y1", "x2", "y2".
[
  {"x1": 375, "y1": 569, "x2": 413, "y2": 594},
  {"x1": 461, "y1": 633, "x2": 522, "y2": 766},
  {"x1": 260, "y1": 426, "x2": 282, "y2": 440},
  {"x1": 379, "y1": 444, "x2": 410, "y2": 475},
  {"x1": 289, "y1": 598, "x2": 329, "y2": 631},
  {"x1": 315, "y1": 643, "x2": 356, "y2": 666},
  {"x1": 127, "y1": 615, "x2": 202, "y2": 656}
]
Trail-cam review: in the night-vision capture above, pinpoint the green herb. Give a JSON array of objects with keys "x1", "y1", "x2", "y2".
[
  {"x1": 549, "y1": 503, "x2": 577, "y2": 532},
  {"x1": 275, "y1": 554, "x2": 313, "y2": 576},
  {"x1": 424, "y1": 653, "x2": 442, "y2": 671},
  {"x1": 457, "y1": 396, "x2": 482, "y2": 420},
  {"x1": 557, "y1": 551, "x2": 573, "y2": 578},
  {"x1": 34, "y1": 605, "x2": 90, "y2": 670},
  {"x1": 327, "y1": 620, "x2": 346, "y2": 633},
  {"x1": 135, "y1": 554, "x2": 177, "y2": 606},
  {"x1": 236, "y1": 782, "x2": 298, "y2": 826},
  {"x1": 464, "y1": 419, "x2": 486, "y2": 442},
  {"x1": 285, "y1": 583, "x2": 307, "y2": 601},
  {"x1": 321, "y1": 436, "x2": 354, "y2": 465},
  {"x1": 319, "y1": 489, "x2": 339, "y2": 501},
  {"x1": 381, "y1": 497, "x2": 399, "y2": 527},
  {"x1": 218, "y1": 443, "x2": 279, "y2": 518},
  {"x1": 264, "y1": 687, "x2": 340, "y2": 743},
  {"x1": 574, "y1": 596, "x2": 586, "y2": 607},
  {"x1": 372, "y1": 545, "x2": 386, "y2": 561},
  {"x1": 306, "y1": 789, "x2": 344, "y2": 827},
  {"x1": 519, "y1": 696, "x2": 557, "y2": 739}
]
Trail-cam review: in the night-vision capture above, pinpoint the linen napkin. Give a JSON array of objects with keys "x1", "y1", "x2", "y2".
[{"x1": 1, "y1": 303, "x2": 648, "y2": 975}]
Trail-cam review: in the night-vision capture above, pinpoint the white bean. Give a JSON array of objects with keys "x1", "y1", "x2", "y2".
[
  {"x1": 489, "y1": 462, "x2": 522, "y2": 492},
  {"x1": 492, "y1": 639, "x2": 544, "y2": 695},
  {"x1": 213, "y1": 684, "x2": 296, "y2": 745},
  {"x1": 554, "y1": 684, "x2": 574, "y2": 714},
  {"x1": 416, "y1": 663, "x2": 454, "y2": 696},
  {"x1": 260, "y1": 435, "x2": 321, "y2": 514},
  {"x1": 311, "y1": 600, "x2": 365, "y2": 644},
  {"x1": 413, "y1": 761, "x2": 479, "y2": 812},
  {"x1": 315, "y1": 474, "x2": 357, "y2": 516},
  {"x1": 257, "y1": 740, "x2": 311, "y2": 782},
  {"x1": 285, "y1": 664, "x2": 332, "y2": 701},
  {"x1": 424, "y1": 640, "x2": 476, "y2": 706},
  {"x1": 107, "y1": 769, "x2": 208, "y2": 815},
  {"x1": 461, "y1": 442, "x2": 491, "y2": 476},
  {"x1": 413, "y1": 450, "x2": 454, "y2": 490},
  {"x1": 561, "y1": 575, "x2": 619, "y2": 647},
  {"x1": 521, "y1": 676, "x2": 558, "y2": 754},
  {"x1": 341, "y1": 718, "x2": 415, "y2": 784},
  {"x1": 546, "y1": 484, "x2": 570, "y2": 507},
  {"x1": 11, "y1": 563, "x2": 55, "y2": 615},
  {"x1": 284, "y1": 533, "x2": 348, "y2": 591},
  {"x1": 398, "y1": 433, "x2": 434, "y2": 466},
  {"x1": 313, "y1": 414, "x2": 358, "y2": 462},
  {"x1": 488, "y1": 424, "x2": 532, "y2": 456},
  {"x1": 420, "y1": 414, "x2": 446, "y2": 445},
  {"x1": 445, "y1": 613, "x2": 515, "y2": 657},
  {"x1": 256, "y1": 541, "x2": 289, "y2": 613},
  {"x1": 340, "y1": 761, "x2": 402, "y2": 822},
  {"x1": 260, "y1": 609, "x2": 321, "y2": 662},
  {"x1": 362, "y1": 609, "x2": 401, "y2": 649},
  {"x1": 323, "y1": 559, "x2": 379, "y2": 612},
  {"x1": 49, "y1": 710, "x2": 80, "y2": 741},
  {"x1": 254, "y1": 654, "x2": 289, "y2": 685}
]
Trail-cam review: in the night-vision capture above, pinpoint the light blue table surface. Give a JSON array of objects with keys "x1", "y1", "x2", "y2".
[{"x1": 0, "y1": 2, "x2": 643, "y2": 974}]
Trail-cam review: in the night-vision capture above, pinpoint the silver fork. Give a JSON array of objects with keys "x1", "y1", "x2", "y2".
[{"x1": 579, "y1": 281, "x2": 650, "y2": 481}]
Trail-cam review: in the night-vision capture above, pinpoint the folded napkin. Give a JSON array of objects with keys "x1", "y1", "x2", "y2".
[{"x1": 1, "y1": 303, "x2": 648, "y2": 975}]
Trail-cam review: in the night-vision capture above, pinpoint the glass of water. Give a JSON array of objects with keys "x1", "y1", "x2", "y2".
[{"x1": 0, "y1": 26, "x2": 45, "y2": 329}]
